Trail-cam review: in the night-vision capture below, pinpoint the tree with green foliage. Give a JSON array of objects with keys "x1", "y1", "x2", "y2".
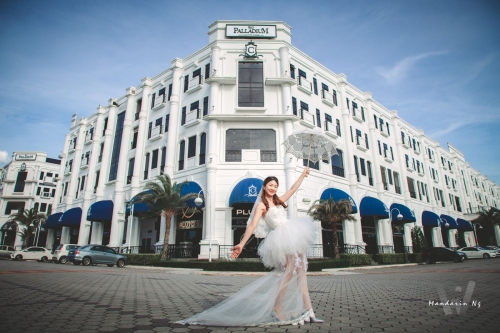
[
  {"x1": 473, "y1": 207, "x2": 500, "y2": 246},
  {"x1": 411, "y1": 226, "x2": 426, "y2": 253},
  {"x1": 307, "y1": 198, "x2": 355, "y2": 259},
  {"x1": 8, "y1": 208, "x2": 46, "y2": 247},
  {"x1": 133, "y1": 174, "x2": 198, "y2": 261}
]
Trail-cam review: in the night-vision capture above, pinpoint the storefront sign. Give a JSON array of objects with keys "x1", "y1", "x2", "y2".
[
  {"x1": 232, "y1": 218, "x2": 248, "y2": 226},
  {"x1": 16, "y1": 154, "x2": 36, "y2": 161},
  {"x1": 226, "y1": 25, "x2": 276, "y2": 38},
  {"x1": 178, "y1": 220, "x2": 202, "y2": 229}
]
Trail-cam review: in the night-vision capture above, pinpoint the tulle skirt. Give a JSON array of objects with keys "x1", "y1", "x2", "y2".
[
  {"x1": 258, "y1": 216, "x2": 316, "y2": 270},
  {"x1": 175, "y1": 217, "x2": 318, "y2": 327}
]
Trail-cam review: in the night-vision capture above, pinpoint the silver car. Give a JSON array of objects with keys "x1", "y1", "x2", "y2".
[
  {"x1": 0, "y1": 245, "x2": 16, "y2": 259},
  {"x1": 67, "y1": 244, "x2": 127, "y2": 268}
]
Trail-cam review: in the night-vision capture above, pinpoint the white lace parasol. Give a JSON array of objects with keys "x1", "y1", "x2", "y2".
[{"x1": 282, "y1": 128, "x2": 338, "y2": 163}]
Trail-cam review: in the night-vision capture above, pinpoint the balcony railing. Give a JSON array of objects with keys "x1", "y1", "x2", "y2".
[
  {"x1": 260, "y1": 150, "x2": 277, "y2": 162},
  {"x1": 299, "y1": 109, "x2": 315, "y2": 128},
  {"x1": 352, "y1": 108, "x2": 363, "y2": 123},
  {"x1": 355, "y1": 136, "x2": 368, "y2": 151},
  {"x1": 409, "y1": 191, "x2": 417, "y2": 199},
  {"x1": 186, "y1": 75, "x2": 203, "y2": 93},
  {"x1": 297, "y1": 76, "x2": 312, "y2": 94},
  {"x1": 380, "y1": 128, "x2": 389, "y2": 137},
  {"x1": 152, "y1": 94, "x2": 167, "y2": 111},
  {"x1": 395, "y1": 185, "x2": 402, "y2": 194},
  {"x1": 332, "y1": 166, "x2": 345, "y2": 178},
  {"x1": 324, "y1": 121, "x2": 340, "y2": 138},
  {"x1": 149, "y1": 125, "x2": 163, "y2": 141},
  {"x1": 185, "y1": 108, "x2": 201, "y2": 127},
  {"x1": 84, "y1": 133, "x2": 94, "y2": 145},
  {"x1": 321, "y1": 90, "x2": 337, "y2": 106}
]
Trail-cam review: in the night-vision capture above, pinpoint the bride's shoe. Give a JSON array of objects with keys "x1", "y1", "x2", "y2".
[{"x1": 303, "y1": 308, "x2": 324, "y2": 323}]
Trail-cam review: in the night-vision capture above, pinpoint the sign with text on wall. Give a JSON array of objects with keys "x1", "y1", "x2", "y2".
[
  {"x1": 226, "y1": 25, "x2": 277, "y2": 38},
  {"x1": 15, "y1": 154, "x2": 36, "y2": 161}
]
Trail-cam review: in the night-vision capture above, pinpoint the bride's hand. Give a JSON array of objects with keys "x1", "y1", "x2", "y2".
[
  {"x1": 302, "y1": 166, "x2": 310, "y2": 177},
  {"x1": 230, "y1": 244, "x2": 243, "y2": 259}
]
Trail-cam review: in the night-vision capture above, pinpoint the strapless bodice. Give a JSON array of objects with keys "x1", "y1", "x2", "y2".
[{"x1": 263, "y1": 205, "x2": 288, "y2": 230}]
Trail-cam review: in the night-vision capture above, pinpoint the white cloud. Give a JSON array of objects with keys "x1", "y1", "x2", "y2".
[
  {"x1": 0, "y1": 150, "x2": 10, "y2": 164},
  {"x1": 376, "y1": 51, "x2": 447, "y2": 84}
]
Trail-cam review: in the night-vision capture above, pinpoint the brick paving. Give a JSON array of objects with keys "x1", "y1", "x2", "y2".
[{"x1": 0, "y1": 258, "x2": 499, "y2": 333}]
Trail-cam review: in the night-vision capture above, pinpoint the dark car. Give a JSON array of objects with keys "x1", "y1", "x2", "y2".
[
  {"x1": 422, "y1": 247, "x2": 466, "y2": 264},
  {"x1": 67, "y1": 244, "x2": 127, "y2": 268}
]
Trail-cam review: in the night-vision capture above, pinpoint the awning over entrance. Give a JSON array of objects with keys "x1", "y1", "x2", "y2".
[
  {"x1": 1, "y1": 221, "x2": 18, "y2": 232},
  {"x1": 456, "y1": 218, "x2": 474, "y2": 231},
  {"x1": 42, "y1": 213, "x2": 63, "y2": 229},
  {"x1": 87, "y1": 200, "x2": 114, "y2": 223},
  {"x1": 360, "y1": 196, "x2": 389, "y2": 218},
  {"x1": 180, "y1": 181, "x2": 204, "y2": 208},
  {"x1": 440, "y1": 214, "x2": 459, "y2": 229},
  {"x1": 126, "y1": 191, "x2": 152, "y2": 216},
  {"x1": 229, "y1": 178, "x2": 263, "y2": 206},
  {"x1": 320, "y1": 188, "x2": 358, "y2": 214},
  {"x1": 58, "y1": 208, "x2": 82, "y2": 227},
  {"x1": 390, "y1": 203, "x2": 416, "y2": 223},
  {"x1": 422, "y1": 211, "x2": 440, "y2": 227}
]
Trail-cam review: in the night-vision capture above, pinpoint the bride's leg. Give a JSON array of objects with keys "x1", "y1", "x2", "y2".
[
  {"x1": 273, "y1": 254, "x2": 295, "y2": 319},
  {"x1": 296, "y1": 253, "x2": 312, "y2": 310}
]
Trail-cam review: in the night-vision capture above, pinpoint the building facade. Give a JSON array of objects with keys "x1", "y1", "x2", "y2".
[
  {"x1": 0, "y1": 152, "x2": 61, "y2": 249},
  {"x1": 49, "y1": 20, "x2": 500, "y2": 257}
]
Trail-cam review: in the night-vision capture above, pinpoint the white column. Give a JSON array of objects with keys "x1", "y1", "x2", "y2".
[
  {"x1": 61, "y1": 226, "x2": 70, "y2": 244},
  {"x1": 45, "y1": 229, "x2": 54, "y2": 249},
  {"x1": 392, "y1": 119, "x2": 413, "y2": 206},
  {"x1": 95, "y1": 104, "x2": 117, "y2": 200},
  {"x1": 156, "y1": 214, "x2": 166, "y2": 245},
  {"x1": 494, "y1": 224, "x2": 500, "y2": 246},
  {"x1": 375, "y1": 219, "x2": 385, "y2": 246},
  {"x1": 343, "y1": 219, "x2": 356, "y2": 244},
  {"x1": 403, "y1": 224, "x2": 412, "y2": 251},
  {"x1": 383, "y1": 219, "x2": 394, "y2": 247},
  {"x1": 165, "y1": 59, "x2": 184, "y2": 177},
  {"x1": 363, "y1": 93, "x2": 384, "y2": 196},
  {"x1": 90, "y1": 222, "x2": 103, "y2": 244},
  {"x1": 66, "y1": 120, "x2": 87, "y2": 205}
]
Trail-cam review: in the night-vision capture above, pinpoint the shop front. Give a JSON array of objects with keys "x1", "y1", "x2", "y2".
[
  {"x1": 389, "y1": 203, "x2": 416, "y2": 253},
  {"x1": 422, "y1": 210, "x2": 441, "y2": 248},
  {"x1": 360, "y1": 196, "x2": 390, "y2": 254}
]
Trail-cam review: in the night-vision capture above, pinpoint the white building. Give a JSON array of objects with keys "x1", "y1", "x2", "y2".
[
  {"x1": 49, "y1": 20, "x2": 500, "y2": 258},
  {"x1": 0, "y1": 152, "x2": 61, "y2": 249}
]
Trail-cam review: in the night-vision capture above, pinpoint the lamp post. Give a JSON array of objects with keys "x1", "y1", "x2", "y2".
[
  {"x1": 126, "y1": 202, "x2": 134, "y2": 254},
  {"x1": 473, "y1": 223, "x2": 482, "y2": 246},
  {"x1": 33, "y1": 219, "x2": 40, "y2": 246},
  {"x1": 439, "y1": 217, "x2": 449, "y2": 248},
  {"x1": 390, "y1": 208, "x2": 403, "y2": 222},
  {"x1": 194, "y1": 190, "x2": 211, "y2": 262}
]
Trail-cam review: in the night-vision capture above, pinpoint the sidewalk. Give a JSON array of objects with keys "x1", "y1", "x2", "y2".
[{"x1": 126, "y1": 262, "x2": 421, "y2": 276}]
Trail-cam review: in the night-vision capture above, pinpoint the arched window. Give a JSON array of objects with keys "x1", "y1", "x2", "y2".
[
  {"x1": 199, "y1": 133, "x2": 206, "y2": 165},
  {"x1": 331, "y1": 149, "x2": 344, "y2": 177},
  {"x1": 179, "y1": 140, "x2": 185, "y2": 170}
]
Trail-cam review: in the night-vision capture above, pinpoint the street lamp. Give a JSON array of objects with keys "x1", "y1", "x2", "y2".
[
  {"x1": 440, "y1": 217, "x2": 449, "y2": 228},
  {"x1": 439, "y1": 217, "x2": 450, "y2": 248},
  {"x1": 390, "y1": 208, "x2": 403, "y2": 222},
  {"x1": 126, "y1": 201, "x2": 134, "y2": 254},
  {"x1": 33, "y1": 219, "x2": 40, "y2": 246},
  {"x1": 473, "y1": 223, "x2": 482, "y2": 246},
  {"x1": 194, "y1": 190, "x2": 211, "y2": 262}
]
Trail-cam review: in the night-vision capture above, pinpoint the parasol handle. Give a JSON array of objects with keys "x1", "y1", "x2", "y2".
[{"x1": 307, "y1": 134, "x2": 312, "y2": 162}]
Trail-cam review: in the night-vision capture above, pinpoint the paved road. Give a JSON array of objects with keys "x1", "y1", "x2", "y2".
[{"x1": 0, "y1": 257, "x2": 499, "y2": 333}]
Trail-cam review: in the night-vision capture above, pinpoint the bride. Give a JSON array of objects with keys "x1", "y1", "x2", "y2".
[{"x1": 176, "y1": 167, "x2": 323, "y2": 326}]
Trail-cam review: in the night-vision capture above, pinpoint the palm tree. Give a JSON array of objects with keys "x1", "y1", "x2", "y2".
[
  {"x1": 473, "y1": 207, "x2": 500, "y2": 246},
  {"x1": 8, "y1": 208, "x2": 46, "y2": 247},
  {"x1": 134, "y1": 174, "x2": 198, "y2": 261},
  {"x1": 307, "y1": 198, "x2": 355, "y2": 259}
]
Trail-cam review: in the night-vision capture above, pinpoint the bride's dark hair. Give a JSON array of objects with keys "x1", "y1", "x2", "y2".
[{"x1": 261, "y1": 176, "x2": 288, "y2": 212}]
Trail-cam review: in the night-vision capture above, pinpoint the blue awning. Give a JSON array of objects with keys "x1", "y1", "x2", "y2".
[
  {"x1": 320, "y1": 188, "x2": 358, "y2": 214},
  {"x1": 229, "y1": 178, "x2": 263, "y2": 206},
  {"x1": 440, "y1": 214, "x2": 459, "y2": 229},
  {"x1": 456, "y1": 218, "x2": 474, "y2": 231},
  {"x1": 360, "y1": 196, "x2": 389, "y2": 218},
  {"x1": 180, "y1": 182, "x2": 204, "y2": 208},
  {"x1": 126, "y1": 191, "x2": 152, "y2": 215},
  {"x1": 422, "y1": 211, "x2": 440, "y2": 227},
  {"x1": 58, "y1": 208, "x2": 82, "y2": 227},
  {"x1": 43, "y1": 213, "x2": 63, "y2": 229},
  {"x1": 390, "y1": 203, "x2": 416, "y2": 223},
  {"x1": 87, "y1": 200, "x2": 114, "y2": 223}
]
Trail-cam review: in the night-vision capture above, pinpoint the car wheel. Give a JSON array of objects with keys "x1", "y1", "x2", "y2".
[
  {"x1": 116, "y1": 259, "x2": 125, "y2": 268},
  {"x1": 73, "y1": 261, "x2": 81, "y2": 265},
  {"x1": 82, "y1": 257, "x2": 92, "y2": 266},
  {"x1": 40, "y1": 256, "x2": 48, "y2": 262},
  {"x1": 15, "y1": 255, "x2": 23, "y2": 261},
  {"x1": 483, "y1": 253, "x2": 490, "y2": 259},
  {"x1": 425, "y1": 258, "x2": 433, "y2": 264},
  {"x1": 107, "y1": 264, "x2": 114, "y2": 267},
  {"x1": 59, "y1": 256, "x2": 67, "y2": 264}
]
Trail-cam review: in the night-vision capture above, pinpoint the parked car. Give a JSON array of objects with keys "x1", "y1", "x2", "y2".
[
  {"x1": 0, "y1": 245, "x2": 16, "y2": 259},
  {"x1": 422, "y1": 247, "x2": 467, "y2": 264},
  {"x1": 52, "y1": 244, "x2": 80, "y2": 264},
  {"x1": 457, "y1": 247, "x2": 497, "y2": 259},
  {"x1": 483, "y1": 246, "x2": 500, "y2": 257},
  {"x1": 11, "y1": 247, "x2": 52, "y2": 262},
  {"x1": 67, "y1": 244, "x2": 127, "y2": 268}
]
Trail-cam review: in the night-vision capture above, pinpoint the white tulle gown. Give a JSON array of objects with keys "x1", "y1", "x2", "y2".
[{"x1": 176, "y1": 205, "x2": 318, "y2": 326}]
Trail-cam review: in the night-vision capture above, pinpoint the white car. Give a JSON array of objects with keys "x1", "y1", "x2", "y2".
[
  {"x1": 457, "y1": 247, "x2": 497, "y2": 259},
  {"x1": 52, "y1": 244, "x2": 80, "y2": 264},
  {"x1": 0, "y1": 245, "x2": 16, "y2": 259},
  {"x1": 12, "y1": 247, "x2": 52, "y2": 262}
]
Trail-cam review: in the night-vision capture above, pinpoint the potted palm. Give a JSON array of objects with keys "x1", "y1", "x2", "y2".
[
  {"x1": 307, "y1": 198, "x2": 355, "y2": 259},
  {"x1": 8, "y1": 208, "x2": 46, "y2": 247},
  {"x1": 133, "y1": 174, "x2": 198, "y2": 261}
]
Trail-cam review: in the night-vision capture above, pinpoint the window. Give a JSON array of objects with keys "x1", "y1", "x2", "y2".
[
  {"x1": 407, "y1": 177, "x2": 416, "y2": 199},
  {"x1": 193, "y1": 68, "x2": 201, "y2": 78},
  {"x1": 360, "y1": 158, "x2": 366, "y2": 176},
  {"x1": 108, "y1": 112, "x2": 125, "y2": 181},
  {"x1": 127, "y1": 158, "x2": 134, "y2": 184},
  {"x1": 98, "y1": 143, "x2": 104, "y2": 162},
  {"x1": 135, "y1": 98, "x2": 142, "y2": 120},
  {"x1": 354, "y1": 156, "x2": 360, "y2": 182},
  {"x1": 367, "y1": 161, "x2": 373, "y2": 186},
  {"x1": 36, "y1": 187, "x2": 41, "y2": 195},
  {"x1": 188, "y1": 136, "x2": 197, "y2": 159},
  {"x1": 298, "y1": 69, "x2": 306, "y2": 78},
  {"x1": 148, "y1": 122, "x2": 152, "y2": 139},
  {"x1": 178, "y1": 141, "x2": 185, "y2": 170},
  {"x1": 292, "y1": 97, "x2": 297, "y2": 115},
  {"x1": 144, "y1": 153, "x2": 150, "y2": 179},
  {"x1": 332, "y1": 150, "x2": 344, "y2": 177},
  {"x1": 238, "y1": 62, "x2": 264, "y2": 107},
  {"x1": 394, "y1": 172, "x2": 401, "y2": 194},
  {"x1": 155, "y1": 117, "x2": 163, "y2": 133},
  {"x1": 316, "y1": 109, "x2": 321, "y2": 128},
  {"x1": 165, "y1": 114, "x2": 170, "y2": 133},
  {"x1": 160, "y1": 148, "x2": 166, "y2": 174},
  {"x1": 374, "y1": 115, "x2": 378, "y2": 129},
  {"x1": 168, "y1": 84, "x2": 172, "y2": 101},
  {"x1": 303, "y1": 159, "x2": 319, "y2": 170},
  {"x1": 39, "y1": 172, "x2": 45, "y2": 181},
  {"x1": 203, "y1": 96, "x2": 209, "y2": 116},
  {"x1": 290, "y1": 64, "x2": 295, "y2": 79},
  {"x1": 200, "y1": 133, "x2": 206, "y2": 165},
  {"x1": 94, "y1": 171, "x2": 99, "y2": 193},
  {"x1": 336, "y1": 119, "x2": 341, "y2": 137},
  {"x1": 14, "y1": 171, "x2": 28, "y2": 192},
  {"x1": 300, "y1": 101, "x2": 309, "y2": 111},
  {"x1": 383, "y1": 143, "x2": 388, "y2": 158},
  {"x1": 365, "y1": 134, "x2": 369, "y2": 149},
  {"x1": 34, "y1": 202, "x2": 39, "y2": 212},
  {"x1": 361, "y1": 107, "x2": 365, "y2": 121},
  {"x1": 388, "y1": 169, "x2": 393, "y2": 185},
  {"x1": 151, "y1": 149, "x2": 159, "y2": 169},
  {"x1": 205, "y1": 63, "x2": 211, "y2": 79},
  {"x1": 226, "y1": 129, "x2": 277, "y2": 162},
  {"x1": 181, "y1": 107, "x2": 186, "y2": 126},
  {"x1": 184, "y1": 75, "x2": 189, "y2": 92},
  {"x1": 381, "y1": 167, "x2": 388, "y2": 190},
  {"x1": 378, "y1": 141, "x2": 382, "y2": 155},
  {"x1": 40, "y1": 203, "x2": 47, "y2": 212},
  {"x1": 4, "y1": 202, "x2": 25, "y2": 215},
  {"x1": 80, "y1": 176, "x2": 85, "y2": 191},
  {"x1": 321, "y1": 83, "x2": 329, "y2": 92},
  {"x1": 390, "y1": 147, "x2": 394, "y2": 160},
  {"x1": 386, "y1": 123, "x2": 390, "y2": 135},
  {"x1": 313, "y1": 78, "x2": 318, "y2": 95},
  {"x1": 63, "y1": 182, "x2": 68, "y2": 196}
]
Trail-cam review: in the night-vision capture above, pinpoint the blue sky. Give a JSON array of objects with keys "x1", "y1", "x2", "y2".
[{"x1": 0, "y1": 0, "x2": 499, "y2": 183}]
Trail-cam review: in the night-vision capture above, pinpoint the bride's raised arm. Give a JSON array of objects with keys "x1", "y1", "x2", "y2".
[{"x1": 278, "y1": 166, "x2": 310, "y2": 203}]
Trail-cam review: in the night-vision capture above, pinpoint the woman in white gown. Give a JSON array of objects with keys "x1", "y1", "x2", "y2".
[{"x1": 176, "y1": 167, "x2": 323, "y2": 326}]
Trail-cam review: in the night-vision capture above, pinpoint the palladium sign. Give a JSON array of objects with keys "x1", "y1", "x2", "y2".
[{"x1": 226, "y1": 25, "x2": 276, "y2": 38}]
